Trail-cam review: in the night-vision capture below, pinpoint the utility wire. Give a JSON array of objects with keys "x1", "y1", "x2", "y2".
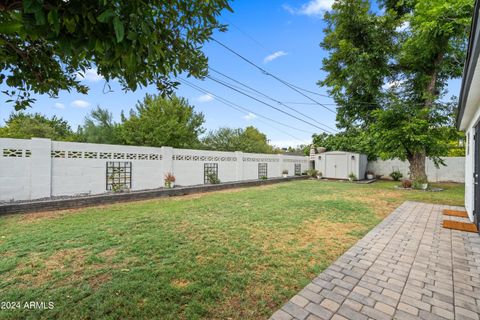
[
  {"x1": 216, "y1": 23, "x2": 435, "y2": 109},
  {"x1": 204, "y1": 75, "x2": 335, "y2": 134},
  {"x1": 222, "y1": 18, "x2": 273, "y2": 54},
  {"x1": 180, "y1": 79, "x2": 310, "y2": 144},
  {"x1": 208, "y1": 67, "x2": 337, "y2": 132},
  {"x1": 211, "y1": 38, "x2": 337, "y2": 114},
  {"x1": 179, "y1": 78, "x2": 314, "y2": 143}
]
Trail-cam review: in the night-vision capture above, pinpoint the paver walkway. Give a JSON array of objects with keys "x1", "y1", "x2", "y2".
[{"x1": 270, "y1": 201, "x2": 480, "y2": 320}]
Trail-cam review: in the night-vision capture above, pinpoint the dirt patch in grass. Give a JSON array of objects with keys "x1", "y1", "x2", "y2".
[
  {"x1": 171, "y1": 184, "x2": 279, "y2": 201},
  {"x1": 6, "y1": 247, "x2": 123, "y2": 289},
  {"x1": 11, "y1": 248, "x2": 88, "y2": 287},
  {"x1": 88, "y1": 272, "x2": 112, "y2": 290},
  {"x1": 314, "y1": 190, "x2": 402, "y2": 219},
  {"x1": 171, "y1": 279, "x2": 191, "y2": 288},
  {"x1": 98, "y1": 248, "x2": 118, "y2": 259},
  {"x1": 18, "y1": 209, "x2": 78, "y2": 223}
]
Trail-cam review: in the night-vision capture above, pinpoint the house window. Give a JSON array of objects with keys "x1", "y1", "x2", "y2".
[
  {"x1": 294, "y1": 164, "x2": 301, "y2": 175},
  {"x1": 258, "y1": 163, "x2": 268, "y2": 179},
  {"x1": 204, "y1": 163, "x2": 218, "y2": 184},
  {"x1": 106, "y1": 161, "x2": 132, "y2": 191}
]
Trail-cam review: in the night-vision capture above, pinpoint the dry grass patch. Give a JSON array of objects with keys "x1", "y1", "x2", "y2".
[{"x1": 171, "y1": 279, "x2": 191, "y2": 288}]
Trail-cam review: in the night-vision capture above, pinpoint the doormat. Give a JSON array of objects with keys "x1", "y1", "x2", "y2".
[
  {"x1": 442, "y1": 220, "x2": 478, "y2": 233},
  {"x1": 443, "y1": 209, "x2": 468, "y2": 218}
]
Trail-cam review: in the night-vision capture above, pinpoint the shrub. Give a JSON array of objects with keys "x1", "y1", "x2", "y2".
[
  {"x1": 206, "y1": 172, "x2": 220, "y2": 184},
  {"x1": 390, "y1": 170, "x2": 403, "y2": 181},
  {"x1": 282, "y1": 169, "x2": 288, "y2": 175},
  {"x1": 306, "y1": 169, "x2": 319, "y2": 178},
  {"x1": 348, "y1": 172, "x2": 357, "y2": 181},
  {"x1": 260, "y1": 175, "x2": 268, "y2": 180}
]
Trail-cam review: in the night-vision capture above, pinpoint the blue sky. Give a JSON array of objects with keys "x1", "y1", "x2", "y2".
[{"x1": 0, "y1": 0, "x2": 462, "y2": 148}]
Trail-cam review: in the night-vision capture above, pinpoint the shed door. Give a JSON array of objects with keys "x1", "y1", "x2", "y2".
[{"x1": 325, "y1": 154, "x2": 348, "y2": 179}]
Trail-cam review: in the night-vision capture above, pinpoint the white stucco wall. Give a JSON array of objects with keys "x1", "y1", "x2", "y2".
[
  {"x1": 0, "y1": 138, "x2": 308, "y2": 202},
  {"x1": 367, "y1": 157, "x2": 465, "y2": 183}
]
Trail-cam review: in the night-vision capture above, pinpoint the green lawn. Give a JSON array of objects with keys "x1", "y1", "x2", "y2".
[{"x1": 0, "y1": 180, "x2": 464, "y2": 319}]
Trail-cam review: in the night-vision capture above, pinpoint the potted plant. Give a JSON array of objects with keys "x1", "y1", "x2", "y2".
[
  {"x1": 366, "y1": 170, "x2": 374, "y2": 180},
  {"x1": 389, "y1": 170, "x2": 403, "y2": 181},
  {"x1": 317, "y1": 171, "x2": 323, "y2": 179},
  {"x1": 348, "y1": 172, "x2": 357, "y2": 182},
  {"x1": 282, "y1": 169, "x2": 288, "y2": 178},
  {"x1": 164, "y1": 172, "x2": 176, "y2": 188},
  {"x1": 413, "y1": 177, "x2": 429, "y2": 190},
  {"x1": 401, "y1": 179, "x2": 412, "y2": 189}
]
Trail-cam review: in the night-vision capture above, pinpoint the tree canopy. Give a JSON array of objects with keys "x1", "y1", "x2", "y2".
[
  {"x1": 202, "y1": 126, "x2": 277, "y2": 154},
  {"x1": 312, "y1": 129, "x2": 376, "y2": 160},
  {"x1": 0, "y1": 0, "x2": 232, "y2": 110},
  {"x1": 320, "y1": 0, "x2": 472, "y2": 180},
  {"x1": 119, "y1": 94, "x2": 205, "y2": 148},
  {"x1": 0, "y1": 112, "x2": 75, "y2": 140},
  {"x1": 77, "y1": 106, "x2": 121, "y2": 145}
]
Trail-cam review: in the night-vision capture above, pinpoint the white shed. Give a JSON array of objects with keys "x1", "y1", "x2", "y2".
[{"x1": 314, "y1": 151, "x2": 368, "y2": 180}]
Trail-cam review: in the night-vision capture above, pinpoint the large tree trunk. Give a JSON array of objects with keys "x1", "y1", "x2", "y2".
[{"x1": 407, "y1": 151, "x2": 428, "y2": 181}]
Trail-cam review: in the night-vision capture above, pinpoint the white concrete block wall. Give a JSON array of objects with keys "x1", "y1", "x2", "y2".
[
  {"x1": 172, "y1": 148, "x2": 238, "y2": 185},
  {"x1": 50, "y1": 141, "x2": 164, "y2": 197},
  {"x1": 367, "y1": 157, "x2": 465, "y2": 183},
  {"x1": 0, "y1": 138, "x2": 32, "y2": 201},
  {"x1": 0, "y1": 138, "x2": 309, "y2": 201}
]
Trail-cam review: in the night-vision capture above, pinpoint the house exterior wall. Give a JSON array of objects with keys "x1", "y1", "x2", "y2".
[
  {"x1": 462, "y1": 101, "x2": 480, "y2": 221},
  {"x1": 0, "y1": 138, "x2": 308, "y2": 202}
]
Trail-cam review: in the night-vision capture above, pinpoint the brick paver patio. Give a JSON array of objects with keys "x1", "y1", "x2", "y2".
[{"x1": 271, "y1": 201, "x2": 480, "y2": 320}]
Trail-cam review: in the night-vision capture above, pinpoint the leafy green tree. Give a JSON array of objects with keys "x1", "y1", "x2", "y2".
[
  {"x1": 77, "y1": 106, "x2": 121, "y2": 144},
  {"x1": 0, "y1": 112, "x2": 75, "y2": 140},
  {"x1": 0, "y1": 0, "x2": 232, "y2": 110},
  {"x1": 119, "y1": 94, "x2": 205, "y2": 148},
  {"x1": 320, "y1": 0, "x2": 472, "y2": 181},
  {"x1": 202, "y1": 126, "x2": 276, "y2": 153},
  {"x1": 312, "y1": 129, "x2": 376, "y2": 159}
]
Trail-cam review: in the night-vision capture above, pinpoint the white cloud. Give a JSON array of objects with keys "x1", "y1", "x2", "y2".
[
  {"x1": 283, "y1": 0, "x2": 333, "y2": 16},
  {"x1": 264, "y1": 51, "x2": 288, "y2": 63},
  {"x1": 243, "y1": 112, "x2": 257, "y2": 120},
  {"x1": 54, "y1": 103, "x2": 65, "y2": 109},
  {"x1": 76, "y1": 68, "x2": 104, "y2": 82},
  {"x1": 71, "y1": 99, "x2": 91, "y2": 108},
  {"x1": 197, "y1": 94, "x2": 214, "y2": 103}
]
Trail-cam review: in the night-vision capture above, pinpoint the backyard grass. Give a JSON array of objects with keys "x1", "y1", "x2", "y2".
[{"x1": 0, "y1": 180, "x2": 464, "y2": 319}]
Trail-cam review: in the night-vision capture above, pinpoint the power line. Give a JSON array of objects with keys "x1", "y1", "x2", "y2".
[
  {"x1": 222, "y1": 18, "x2": 273, "y2": 54},
  {"x1": 211, "y1": 38, "x2": 337, "y2": 114},
  {"x1": 215, "y1": 24, "x2": 436, "y2": 110},
  {"x1": 205, "y1": 75, "x2": 335, "y2": 133},
  {"x1": 180, "y1": 79, "x2": 310, "y2": 144},
  {"x1": 208, "y1": 67, "x2": 337, "y2": 132},
  {"x1": 179, "y1": 78, "x2": 314, "y2": 143}
]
